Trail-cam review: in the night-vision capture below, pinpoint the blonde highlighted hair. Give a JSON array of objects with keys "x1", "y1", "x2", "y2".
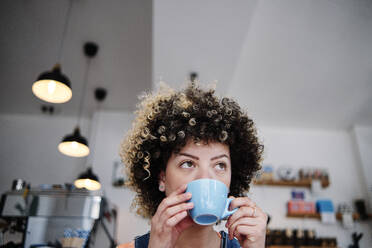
[{"x1": 120, "y1": 83, "x2": 263, "y2": 218}]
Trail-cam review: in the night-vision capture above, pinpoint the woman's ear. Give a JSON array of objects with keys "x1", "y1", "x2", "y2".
[{"x1": 158, "y1": 171, "x2": 165, "y2": 192}]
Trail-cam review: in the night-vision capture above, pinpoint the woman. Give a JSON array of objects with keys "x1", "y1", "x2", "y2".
[{"x1": 119, "y1": 83, "x2": 267, "y2": 248}]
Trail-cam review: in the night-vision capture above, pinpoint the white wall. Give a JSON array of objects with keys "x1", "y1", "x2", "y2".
[
  {"x1": 89, "y1": 111, "x2": 149, "y2": 244},
  {"x1": 353, "y1": 125, "x2": 372, "y2": 211},
  {"x1": 1, "y1": 112, "x2": 371, "y2": 247},
  {"x1": 249, "y1": 127, "x2": 372, "y2": 247},
  {"x1": 0, "y1": 113, "x2": 91, "y2": 194},
  {"x1": 91, "y1": 111, "x2": 372, "y2": 247}
]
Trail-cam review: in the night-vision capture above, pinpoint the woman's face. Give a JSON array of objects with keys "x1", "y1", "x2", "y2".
[{"x1": 159, "y1": 140, "x2": 231, "y2": 196}]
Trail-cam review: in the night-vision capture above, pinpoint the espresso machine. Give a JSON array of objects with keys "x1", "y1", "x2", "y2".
[{"x1": 0, "y1": 185, "x2": 117, "y2": 248}]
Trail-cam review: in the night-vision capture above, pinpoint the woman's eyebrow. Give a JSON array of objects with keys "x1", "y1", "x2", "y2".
[
  {"x1": 177, "y1": 153, "x2": 229, "y2": 161},
  {"x1": 211, "y1": 154, "x2": 229, "y2": 160},
  {"x1": 178, "y1": 152, "x2": 199, "y2": 160}
]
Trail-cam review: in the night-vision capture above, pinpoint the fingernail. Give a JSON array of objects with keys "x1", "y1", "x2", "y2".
[{"x1": 248, "y1": 237, "x2": 255, "y2": 242}]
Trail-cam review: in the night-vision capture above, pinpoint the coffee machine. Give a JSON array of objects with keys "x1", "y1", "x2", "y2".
[{"x1": 0, "y1": 186, "x2": 116, "y2": 248}]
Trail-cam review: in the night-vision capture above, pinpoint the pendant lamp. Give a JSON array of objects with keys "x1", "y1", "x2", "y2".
[
  {"x1": 74, "y1": 87, "x2": 107, "y2": 191},
  {"x1": 58, "y1": 42, "x2": 99, "y2": 157},
  {"x1": 58, "y1": 127, "x2": 89, "y2": 157},
  {"x1": 32, "y1": 64, "x2": 72, "y2": 103},
  {"x1": 32, "y1": 0, "x2": 73, "y2": 103},
  {"x1": 74, "y1": 167, "x2": 101, "y2": 191}
]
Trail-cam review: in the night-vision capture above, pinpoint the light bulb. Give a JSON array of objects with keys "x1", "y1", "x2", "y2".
[
  {"x1": 71, "y1": 141, "x2": 78, "y2": 149},
  {"x1": 85, "y1": 179, "x2": 91, "y2": 188},
  {"x1": 47, "y1": 81, "x2": 56, "y2": 95}
]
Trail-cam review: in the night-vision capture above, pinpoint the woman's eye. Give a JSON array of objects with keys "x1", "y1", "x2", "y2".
[
  {"x1": 180, "y1": 161, "x2": 194, "y2": 169},
  {"x1": 215, "y1": 163, "x2": 227, "y2": 171}
]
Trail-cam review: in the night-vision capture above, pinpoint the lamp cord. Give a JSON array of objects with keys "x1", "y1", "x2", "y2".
[
  {"x1": 57, "y1": 0, "x2": 73, "y2": 63},
  {"x1": 87, "y1": 99, "x2": 103, "y2": 168},
  {"x1": 77, "y1": 58, "x2": 90, "y2": 173},
  {"x1": 77, "y1": 58, "x2": 91, "y2": 127}
]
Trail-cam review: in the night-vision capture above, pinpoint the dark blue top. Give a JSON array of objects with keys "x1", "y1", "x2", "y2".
[{"x1": 134, "y1": 230, "x2": 241, "y2": 248}]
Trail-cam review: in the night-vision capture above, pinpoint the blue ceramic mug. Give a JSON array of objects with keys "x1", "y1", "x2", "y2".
[{"x1": 186, "y1": 178, "x2": 237, "y2": 225}]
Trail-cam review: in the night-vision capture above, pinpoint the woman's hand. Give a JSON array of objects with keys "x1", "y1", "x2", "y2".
[
  {"x1": 148, "y1": 184, "x2": 194, "y2": 248},
  {"x1": 225, "y1": 197, "x2": 267, "y2": 248}
]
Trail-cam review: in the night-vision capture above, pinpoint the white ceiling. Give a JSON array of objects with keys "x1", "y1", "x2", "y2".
[
  {"x1": 1, "y1": 0, "x2": 372, "y2": 130},
  {"x1": 0, "y1": 0, "x2": 152, "y2": 116},
  {"x1": 229, "y1": 0, "x2": 372, "y2": 129}
]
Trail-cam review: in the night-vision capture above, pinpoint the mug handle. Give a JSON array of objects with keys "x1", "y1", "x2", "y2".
[{"x1": 221, "y1": 198, "x2": 238, "y2": 220}]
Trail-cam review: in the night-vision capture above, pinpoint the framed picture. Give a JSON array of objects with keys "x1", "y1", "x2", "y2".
[{"x1": 112, "y1": 159, "x2": 127, "y2": 187}]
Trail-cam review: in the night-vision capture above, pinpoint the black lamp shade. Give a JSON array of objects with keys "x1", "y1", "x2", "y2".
[
  {"x1": 58, "y1": 127, "x2": 90, "y2": 157},
  {"x1": 74, "y1": 167, "x2": 101, "y2": 191},
  {"x1": 62, "y1": 127, "x2": 88, "y2": 145},
  {"x1": 32, "y1": 64, "x2": 72, "y2": 103},
  {"x1": 78, "y1": 167, "x2": 99, "y2": 181}
]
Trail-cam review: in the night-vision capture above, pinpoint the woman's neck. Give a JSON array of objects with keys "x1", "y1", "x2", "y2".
[{"x1": 175, "y1": 224, "x2": 220, "y2": 248}]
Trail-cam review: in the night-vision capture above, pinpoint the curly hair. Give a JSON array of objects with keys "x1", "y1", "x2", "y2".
[{"x1": 119, "y1": 82, "x2": 263, "y2": 219}]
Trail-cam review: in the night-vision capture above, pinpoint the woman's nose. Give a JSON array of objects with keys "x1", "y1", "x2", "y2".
[{"x1": 195, "y1": 165, "x2": 212, "y2": 179}]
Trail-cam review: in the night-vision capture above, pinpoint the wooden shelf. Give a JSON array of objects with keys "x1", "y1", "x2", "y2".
[
  {"x1": 254, "y1": 179, "x2": 329, "y2": 188},
  {"x1": 287, "y1": 212, "x2": 320, "y2": 219},
  {"x1": 287, "y1": 212, "x2": 371, "y2": 221},
  {"x1": 267, "y1": 246, "x2": 338, "y2": 248},
  {"x1": 267, "y1": 246, "x2": 293, "y2": 248}
]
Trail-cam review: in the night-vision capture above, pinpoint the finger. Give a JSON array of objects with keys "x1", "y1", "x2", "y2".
[
  {"x1": 228, "y1": 218, "x2": 259, "y2": 240},
  {"x1": 230, "y1": 224, "x2": 257, "y2": 242},
  {"x1": 226, "y1": 206, "x2": 258, "y2": 228},
  {"x1": 160, "y1": 202, "x2": 194, "y2": 223},
  {"x1": 169, "y1": 184, "x2": 188, "y2": 197},
  {"x1": 229, "y1": 197, "x2": 255, "y2": 210},
  {"x1": 157, "y1": 192, "x2": 191, "y2": 216},
  {"x1": 228, "y1": 196, "x2": 235, "y2": 210},
  {"x1": 175, "y1": 215, "x2": 194, "y2": 234},
  {"x1": 235, "y1": 225, "x2": 258, "y2": 242},
  {"x1": 165, "y1": 210, "x2": 189, "y2": 228},
  {"x1": 228, "y1": 217, "x2": 256, "y2": 240},
  {"x1": 157, "y1": 185, "x2": 191, "y2": 214}
]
